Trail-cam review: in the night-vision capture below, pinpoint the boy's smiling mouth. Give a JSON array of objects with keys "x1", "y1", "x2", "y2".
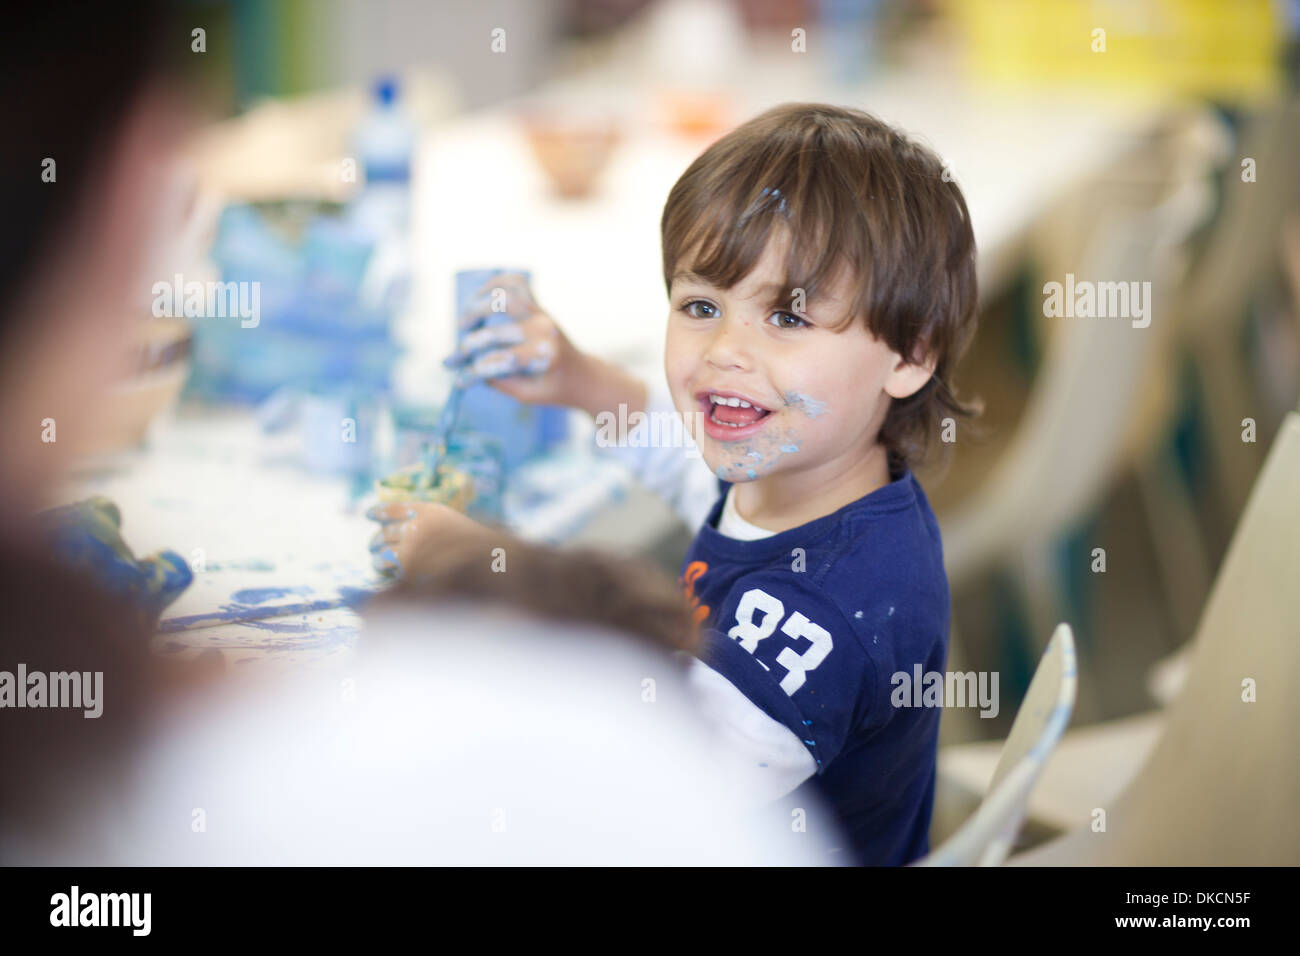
[{"x1": 695, "y1": 388, "x2": 774, "y2": 441}]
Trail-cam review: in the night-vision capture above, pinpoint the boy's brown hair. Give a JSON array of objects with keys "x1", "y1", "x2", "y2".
[{"x1": 661, "y1": 103, "x2": 979, "y2": 471}]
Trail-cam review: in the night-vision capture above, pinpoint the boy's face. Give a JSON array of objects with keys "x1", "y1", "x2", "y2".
[{"x1": 664, "y1": 233, "x2": 929, "y2": 488}]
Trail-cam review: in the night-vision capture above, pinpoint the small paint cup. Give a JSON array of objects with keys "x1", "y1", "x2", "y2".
[
  {"x1": 375, "y1": 462, "x2": 475, "y2": 512},
  {"x1": 442, "y1": 431, "x2": 505, "y2": 522}
]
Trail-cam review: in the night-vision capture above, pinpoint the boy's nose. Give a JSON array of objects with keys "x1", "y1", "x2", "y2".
[{"x1": 703, "y1": 315, "x2": 758, "y2": 371}]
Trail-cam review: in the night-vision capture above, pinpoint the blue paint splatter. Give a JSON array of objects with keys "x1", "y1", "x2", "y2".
[
  {"x1": 337, "y1": 586, "x2": 376, "y2": 610},
  {"x1": 232, "y1": 585, "x2": 313, "y2": 605},
  {"x1": 207, "y1": 559, "x2": 275, "y2": 572},
  {"x1": 239, "y1": 619, "x2": 316, "y2": 634},
  {"x1": 745, "y1": 468, "x2": 757, "y2": 479},
  {"x1": 783, "y1": 391, "x2": 828, "y2": 418},
  {"x1": 780, "y1": 444, "x2": 800, "y2": 454},
  {"x1": 158, "y1": 593, "x2": 373, "y2": 633}
]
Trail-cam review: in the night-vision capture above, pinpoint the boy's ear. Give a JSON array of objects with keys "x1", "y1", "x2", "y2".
[{"x1": 883, "y1": 349, "x2": 937, "y2": 400}]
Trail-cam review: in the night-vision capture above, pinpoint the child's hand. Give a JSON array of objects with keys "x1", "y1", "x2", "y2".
[
  {"x1": 367, "y1": 501, "x2": 496, "y2": 579},
  {"x1": 39, "y1": 496, "x2": 193, "y2": 627},
  {"x1": 443, "y1": 271, "x2": 587, "y2": 407}
]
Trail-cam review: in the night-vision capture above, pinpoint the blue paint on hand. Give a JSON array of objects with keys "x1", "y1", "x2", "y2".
[
  {"x1": 39, "y1": 496, "x2": 194, "y2": 629},
  {"x1": 373, "y1": 546, "x2": 402, "y2": 577}
]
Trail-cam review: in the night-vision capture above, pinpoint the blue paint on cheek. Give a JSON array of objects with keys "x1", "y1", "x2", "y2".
[{"x1": 783, "y1": 391, "x2": 828, "y2": 418}]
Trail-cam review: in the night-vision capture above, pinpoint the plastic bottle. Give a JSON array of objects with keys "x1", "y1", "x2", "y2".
[{"x1": 350, "y1": 76, "x2": 416, "y2": 238}]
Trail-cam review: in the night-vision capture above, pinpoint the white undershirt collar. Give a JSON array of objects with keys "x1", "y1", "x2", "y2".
[{"x1": 716, "y1": 486, "x2": 777, "y2": 540}]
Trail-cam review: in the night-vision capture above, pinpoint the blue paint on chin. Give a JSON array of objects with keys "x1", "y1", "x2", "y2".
[
  {"x1": 745, "y1": 468, "x2": 757, "y2": 479},
  {"x1": 780, "y1": 444, "x2": 800, "y2": 454}
]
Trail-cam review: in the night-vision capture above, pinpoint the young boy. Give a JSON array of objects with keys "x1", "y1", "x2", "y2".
[{"x1": 389, "y1": 103, "x2": 979, "y2": 865}]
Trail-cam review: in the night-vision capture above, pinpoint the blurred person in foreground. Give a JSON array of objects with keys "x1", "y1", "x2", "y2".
[{"x1": 0, "y1": 1, "x2": 838, "y2": 865}]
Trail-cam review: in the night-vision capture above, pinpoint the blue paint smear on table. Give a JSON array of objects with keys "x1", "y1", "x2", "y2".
[
  {"x1": 207, "y1": 559, "x2": 276, "y2": 572},
  {"x1": 237, "y1": 619, "x2": 347, "y2": 636},
  {"x1": 337, "y1": 585, "x2": 376, "y2": 609},
  {"x1": 232, "y1": 585, "x2": 314, "y2": 605},
  {"x1": 158, "y1": 591, "x2": 378, "y2": 633}
]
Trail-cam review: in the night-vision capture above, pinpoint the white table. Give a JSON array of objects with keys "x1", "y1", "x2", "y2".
[{"x1": 61, "y1": 407, "x2": 631, "y2": 671}]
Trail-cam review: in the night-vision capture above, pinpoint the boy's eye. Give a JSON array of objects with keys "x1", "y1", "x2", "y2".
[
  {"x1": 769, "y1": 311, "x2": 809, "y2": 330},
  {"x1": 682, "y1": 299, "x2": 719, "y2": 319},
  {"x1": 679, "y1": 299, "x2": 809, "y2": 329}
]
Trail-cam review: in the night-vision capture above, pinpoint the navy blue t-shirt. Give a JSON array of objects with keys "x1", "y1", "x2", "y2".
[{"x1": 680, "y1": 469, "x2": 950, "y2": 865}]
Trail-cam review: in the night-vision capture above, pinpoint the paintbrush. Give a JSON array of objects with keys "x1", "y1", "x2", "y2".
[{"x1": 419, "y1": 369, "x2": 470, "y2": 489}]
